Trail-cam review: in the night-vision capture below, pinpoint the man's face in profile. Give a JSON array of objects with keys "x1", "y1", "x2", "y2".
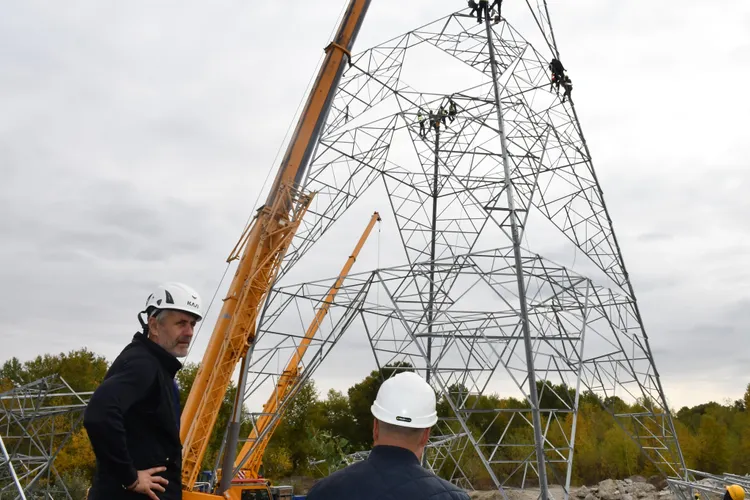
[{"x1": 149, "y1": 310, "x2": 198, "y2": 358}]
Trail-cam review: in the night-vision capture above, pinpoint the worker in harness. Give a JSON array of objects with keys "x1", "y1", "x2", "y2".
[
  {"x1": 84, "y1": 282, "x2": 203, "y2": 500},
  {"x1": 305, "y1": 371, "x2": 470, "y2": 500},
  {"x1": 549, "y1": 71, "x2": 561, "y2": 93},
  {"x1": 448, "y1": 98, "x2": 457, "y2": 123},
  {"x1": 489, "y1": 0, "x2": 503, "y2": 20},
  {"x1": 549, "y1": 58, "x2": 565, "y2": 79},
  {"x1": 562, "y1": 75, "x2": 573, "y2": 103},
  {"x1": 417, "y1": 110, "x2": 426, "y2": 138},
  {"x1": 477, "y1": 0, "x2": 489, "y2": 23},
  {"x1": 548, "y1": 58, "x2": 567, "y2": 97},
  {"x1": 432, "y1": 111, "x2": 441, "y2": 134}
]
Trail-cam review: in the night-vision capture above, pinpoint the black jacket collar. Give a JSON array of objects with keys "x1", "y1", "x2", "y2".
[
  {"x1": 132, "y1": 332, "x2": 182, "y2": 377},
  {"x1": 368, "y1": 445, "x2": 420, "y2": 464}
]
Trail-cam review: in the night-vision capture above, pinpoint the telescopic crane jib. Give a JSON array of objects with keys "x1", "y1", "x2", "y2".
[
  {"x1": 231, "y1": 212, "x2": 381, "y2": 478},
  {"x1": 179, "y1": 0, "x2": 373, "y2": 498}
]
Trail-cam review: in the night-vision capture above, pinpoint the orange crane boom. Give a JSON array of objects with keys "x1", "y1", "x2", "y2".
[
  {"x1": 182, "y1": 186, "x2": 312, "y2": 489},
  {"x1": 180, "y1": 0, "x2": 372, "y2": 491},
  {"x1": 233, "y1": 212, "x2": 381, "y2": 478}
]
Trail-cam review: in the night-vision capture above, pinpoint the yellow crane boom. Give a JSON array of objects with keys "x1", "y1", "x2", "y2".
[
  {"x1": 234, "y1": 212, "x2": 381, "y2": 478},
  {"x1": 182, "y1": 186, "x2": 312, "y2": 489},
  {"x1": 180, "y1": 0, "x2": 372, "y2": 492}
]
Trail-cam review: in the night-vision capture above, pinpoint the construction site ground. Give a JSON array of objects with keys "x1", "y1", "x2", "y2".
[
  {"x1": 468, "y1": 477, "x2": 673, "y2": 500},
  {"x1": 285, "y1": 476, "x2": 677, "y2": 499}
]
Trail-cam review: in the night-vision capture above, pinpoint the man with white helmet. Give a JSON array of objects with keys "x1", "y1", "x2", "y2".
[
  {"x1": 84, "y1": 283, "x2": 203, "y2": 500},
  {"x1": 306, "y1": 371, "x2": 470, "y2": 500}
]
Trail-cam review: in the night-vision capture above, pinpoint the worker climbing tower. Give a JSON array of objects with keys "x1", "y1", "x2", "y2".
[{"x1": 227, "y1": 1, "x2": 687, "y2": 498}]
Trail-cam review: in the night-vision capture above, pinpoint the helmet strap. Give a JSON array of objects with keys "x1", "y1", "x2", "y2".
[{"x1": 138, "y1": 310, "x2": 150, "y2": 336}]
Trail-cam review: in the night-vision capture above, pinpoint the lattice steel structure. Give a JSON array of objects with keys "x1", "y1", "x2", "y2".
[
  {"x1": 669, "y1": 470, "x2": 750, "y2": 500},
  {"x1": 0, "y1": 376, "x2": 90, "y2": 500},
  {"x1": 230, "y1": 2, "x2": 687, "y2": 498}
]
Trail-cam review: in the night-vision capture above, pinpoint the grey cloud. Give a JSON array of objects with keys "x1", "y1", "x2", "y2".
[
  {"x1": 637, "y1": 233, "x2": 673, "y2": 242},
  {"x1": 651, "y1": 298, "x2": 750, "y2": 398}
]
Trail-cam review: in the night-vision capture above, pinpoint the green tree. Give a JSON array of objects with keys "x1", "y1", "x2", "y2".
[
  {"x1": 0, "y1": 357, "x2": 26, "y2": 385},
  {"x1": 673, "y1": 417, "x2": 699, "y2": 470},
  {"x1": 571, "y1": 403, "x2": 603, "y2": 485},
  {"x1": 600, "y1": 425, "x2": 641, "y2": 478},
  {"x1": 347, "y1": 362, "x2": 414, "y2": 449},
  {"x1": 270, "y1": 381, "x2": 324, "y2": 473},
  {"x1": 536, "y1": 380, "x2": 576, "y2": 410},
  {"x1": 262, "y1": 445, "x2": 294, "y2": 478},
  {"x1": 320, "y1": 389, "x2": 356, "y2": 441},
  {"x1": 734, "y1": 422, "x2": 750, "y2": 472},
  {"x1": 176, "y1": 362, "x2": 199, "y2": 408},
  {"x1": 0, "y1": 349, "x2": 107, "y2": 391},
  {"x1": 308, "y1": 430, "x2": 350, "y2": 476},
  {"x1": 696, "y1": 414, "x2": 728, "y2": 473}
]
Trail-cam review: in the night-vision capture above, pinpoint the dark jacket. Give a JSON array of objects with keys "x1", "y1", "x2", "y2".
[
  {"x1": 305, "y1": 445, "x2": 470, "y2": 500},
  {"x1": 84, "y1": 332, "x2": 183, "y2": 500}
]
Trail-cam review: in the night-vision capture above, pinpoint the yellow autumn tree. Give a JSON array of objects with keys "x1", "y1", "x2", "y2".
[{"x1": 56, "y1": 428, "x2": 96, "y2": 481}]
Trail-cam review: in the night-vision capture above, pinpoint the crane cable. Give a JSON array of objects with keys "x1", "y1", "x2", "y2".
[{"x1": 185, "y1": 1, "x2": 351, "y2": 364}]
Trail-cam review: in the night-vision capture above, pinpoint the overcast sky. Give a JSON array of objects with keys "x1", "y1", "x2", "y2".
[{"x1": 1, "y1": 0, "x2": 749, "y2": 410}]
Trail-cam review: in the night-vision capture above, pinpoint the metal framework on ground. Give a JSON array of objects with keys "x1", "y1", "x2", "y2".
[
  {"x1": 669, "y1": 470, "x2": 750, "y2": 500},
  {"x1": 228, "y1": 2, "x2": 688, "y2": 499},
  {"x1": 0, "y1": 375, "x2": 90, "y2": 500}
]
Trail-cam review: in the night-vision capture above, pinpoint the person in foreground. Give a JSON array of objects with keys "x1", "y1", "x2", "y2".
[
  {"x1": 305, "y1": 371, "x2": 470, "y2": 500},
  {"x1": 84, "y1": 282, "x2": 203, "y2": 500}
]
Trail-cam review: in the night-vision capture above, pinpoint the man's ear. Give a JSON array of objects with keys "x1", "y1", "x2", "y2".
[
  {"x1": 147, "y1": 314, "x2": 159, "y2": 336},
  {"x1": 419, "y1": 427, "x2": 431, "y2": 447},
  {"x1": 372, "y1": 419, "x2": 379, "y2": 442}
]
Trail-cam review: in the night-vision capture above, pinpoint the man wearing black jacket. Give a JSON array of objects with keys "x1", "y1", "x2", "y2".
[
  {"x1": 84, "y1": 282, "x2": 203, "y2": 500},
  {"x1": 305, "y1": 371, "x2": 470, "y2": 500}
]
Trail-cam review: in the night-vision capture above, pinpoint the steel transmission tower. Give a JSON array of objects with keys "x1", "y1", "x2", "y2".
[
  {"x1": 230, "y1": 2, "x2": 687, "y2": 498},
  {"x1": 0, "y1": 375, "x2": 91, "y2": 500}
]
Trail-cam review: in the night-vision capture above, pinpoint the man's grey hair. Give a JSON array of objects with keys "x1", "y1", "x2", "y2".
[
  {"x1": 150, "y1": 309, "x2": 175, "y2": 326},
  {"x1": 377, "y1": 419, "x2": 428, "y2": 440}
]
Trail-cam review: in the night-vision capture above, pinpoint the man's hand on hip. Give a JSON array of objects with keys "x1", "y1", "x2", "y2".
[{"x1": 127, "y1": 466, "x2": 169, "y2": 500}]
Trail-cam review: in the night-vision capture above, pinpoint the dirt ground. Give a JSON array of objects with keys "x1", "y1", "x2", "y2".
[
  {"x1": 286, "y1": 477, "x2": 675, "y2": 499},
  {"x1": 290, "y1": 481, "x2": 583, "y2": 498},
  {"x1": 469, "y1": 485, "x2": 571, "y2": 500}
]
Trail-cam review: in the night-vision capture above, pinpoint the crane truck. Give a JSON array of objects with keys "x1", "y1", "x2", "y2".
[{"x1": 179, "y1": 0, "x2": 373, "y2": 498}]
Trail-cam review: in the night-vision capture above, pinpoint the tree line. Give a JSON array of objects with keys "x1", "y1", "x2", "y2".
[{"x1": 1, "y1": 349, "x2": 748, "y2": 494}]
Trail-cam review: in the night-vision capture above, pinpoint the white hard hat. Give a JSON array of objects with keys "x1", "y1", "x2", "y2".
[
  {"x1": 370, "y1": 371, "x2": 438, "y2": 428},
  {"x1": 144, "y1": 282, "x2": 203, "y2": 321}
]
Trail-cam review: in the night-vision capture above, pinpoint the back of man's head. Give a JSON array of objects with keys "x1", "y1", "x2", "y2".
[
  {"x1": 375, "y1": 419, "x2": 426, "y2": 446},
  {"x1": 370, "y1": 371, "x2": 437, "y2": 457}
]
